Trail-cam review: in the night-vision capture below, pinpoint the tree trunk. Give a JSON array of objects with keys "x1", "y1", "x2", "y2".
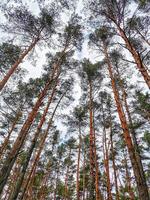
[
  {"x1": 103, "y1": 43, "x2": 150, "y2": 200},
  {"x1": 8, "y1": 78, "x2": 59, "y2": 200},
  {"x1": 64, "y1": 148, "x2": 71, "y2": 200},
  {"x1": 101, "y1": 103, "x2": 112, "y2": 200},
  {"x1": 82, "y1": 147, "x2": 86, "y2": 200},
  {"x1": 76, "y1": 123, "x2": 82, "y2": 200},
  {"x1": 108, "y1": 99, "x2": 120, "y2": 200},
  {"x1": 89, "y1": 80, "x2": 96, "y2": 200},
  {"x1": 0, "y1": 60, "x2": 61, "y2": 195},
  {"x1": 20, "y1": 90, "x2": 67, "y2": 200},
  {"x1": 115, "y1": 64, "x2": 149, "y2": 199},
  {"x1": 118, "y1": 27, "x2": 150, "y2": 89},
  {"x1": 0, "y1": 110, "x2": 21, "y2": 160},
  {"x1": 110, "y1": 133, "x2": 119, "y2": 200},
  {"x1": 0, "y1": 38, "x2": 39, "y2": 91},
  {"x1": 124, "y1": 153, "x2": 135, "y2": 200},
  {"x1": 93, "y1": 129, "x2": 103, "y2": 200}
]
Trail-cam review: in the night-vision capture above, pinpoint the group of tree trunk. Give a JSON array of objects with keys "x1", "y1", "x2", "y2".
[{"x1": 0, "y1": 0, "x2": 150, "y2": 199}]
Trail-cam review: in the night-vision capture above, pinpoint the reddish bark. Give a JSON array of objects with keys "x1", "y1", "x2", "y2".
[
  {"x1": 101, "y1": 103, "x2": 112, "y2": 200},
  {"x1": 0, "y1": 61, "x2": 59, "y2": 195},
  {"x1": 124, "y1": 154, "x2": 135, "y2": 200},
  {"x1": 0, "y1": 38, "x2": 39, "y2": 91},
  {"x1": 0, "y1": 110, "x2": 21, "y2": 160},
  {"x1": 118, "y1": 27, "x2": 150, "y2": 89},
  {"x1": 20, "y1": 90, "x2": 67, "y2": 200},
  {"x1": 103, "y1": 42, "x2": 149, "y2": 200},
  {"x1": 76, "y1": 123, "x2": 82, "y2": 200}
]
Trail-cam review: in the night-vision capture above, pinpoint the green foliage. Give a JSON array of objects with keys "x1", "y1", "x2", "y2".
[
  {"x1": 0, "y1": 43, "x2": 21, "y2": 72},
  {"x1": 82, "y1": 59, "x2": 99, "y2": 81},
  {"x1": 134, "y1": 91, "x2": 150, "y2": 120},
  {"x1": 143, "y1": 131, "x2": 150, "y2": 148}
]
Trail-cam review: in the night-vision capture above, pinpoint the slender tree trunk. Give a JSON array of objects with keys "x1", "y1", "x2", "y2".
[
  {"x1": 20, "y1": 90, "x2": 67, "y2": 200},
  {"x1": 8, "y1": 78, "x2": 59, "y2": 200},
  {"x1": 110, "y1": 133, "x2": 119, "y2": 200},
  {"x1": 93, "y1": 129, "x2": 103, "y2": 200},
  {"x1": 108, "y1": 105, "x2": 120, "y2": 200},
  {"x1": 38, "y1": 143, "x2": 57, "y2": 200},
  {"x1": 101, "y1": 103, "x2": 112, "y2": 200},
  {"x1": 76, "y1": 123, "x2": 82, "y2": 200},
  {"x1": 118, "y1": 26, "x2": 150, "y2": 89},
  {"x1": 0, "y1": 38, "x2": 39, "y2": 91},
  {"x1": 7, "y1": 160, "x2": 22, "y2": 200},
  {"x1": 0, "y1": 110, "x2": 21, "y2": 160},
  {"x1": 64, "y1": 166, "x2": 69, "y2": 200},
  {"x1": 64, "y1": 148, "x2": 71, "y2": 200},
  {"x1": 38, "y1": 161, "x2": 52, "y2": 200},
  {"x1": 82, "y1": 147, "x2": 86, "y2": 200},
  {"x1": 123, "y1": 91, "x2": 149, "y2": 197},
  {"x1": 88, "y1": 80, "x2": 96, "y2": 200},
  {"x1": 0, "y1": 79, "x2": 53, "y2": 195},
  {"x1": 0, "y1": 58, "x2": 62, "y2": 195},
  {"x1": 103, "y1": 42, "x2": 150, "y2": 200},
  {"x1": 124, "y1": 154, "x2": 135, "y2": 200},
  {"x1": 115, "y1": 64, "x2": 149, "y2": 199}
]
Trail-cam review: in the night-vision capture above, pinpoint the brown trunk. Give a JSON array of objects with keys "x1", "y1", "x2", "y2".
[
  {"x1": 76, "y1": 123, "x2": 82, "y2": 200},
  {"x1": 89, "y1": 80, "x2": 103, "y2": 200},
  {"x1": 38, "y1": 149, "x2": 57, "y2": 200},
  {"x1": 115, "y1": 64, "x2": 149, "y2": 199},
  {"x1": 101, "y1": 103, "x2": 112, "y2": 200},
  {"x1": 0, "y1": 110, "x2": 21, "y2": 159},
  {"x1": 0, "y1": 38, "x2": 39, "y2": 91},
  {"x1": 0, "y1": 79, "x2": 52, "y2": 195},
  {"x1": 0, "y1": 59, "x2": 61, "y2": 195},
  {"x1": 93, "y1": 129, "x2": 103, "y2": 200},
  {"x1": 108, "y1": 101, "x2": 120, "y2": 200},
  {"x1": 103, "y1": 43, "x2": 150, "y2": 200},
  {"x1": 20, "y1": 90, "x2": 67, "y2": 200},
  {"x1": 7, "y1": 159, "x2": 22, "y2": 200},
  {"x1": 123, "y1": 91, "x2": 149, "y2": 197},
  {"x1": 8, "y1": 78, "x2": 59, "y2": 200},
  {"x1": 89, "y1": 79, "x2": 96, "y2": 199},
  {"x1": 124, "y1": 154, "x2": 135, "y2": 200},
  {"x1": 82, "y1": 149, "x2": 86, "y2": 200},
  {"x1": 104, "y1": 133, "x2": 112, "y2": 200},
  {"x1": 64, "y1": 166, "x2": 69, "y2": 200},
  {"x1": 110, "y1": 133, "x2": 119, "y2": 200},
  {"x1": 118, "y1": 27, "x2": 150, "y2": 89},
  {"x1": 64, "y1": 148, "x2": 71, "y2": 200}
]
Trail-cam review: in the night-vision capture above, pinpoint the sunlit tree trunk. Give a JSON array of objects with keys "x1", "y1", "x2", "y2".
[
  {"x1": 124, "y1": 153, "x2": 135, "y2": 200},
  {"x1": 101, "y1": 103, "x2": 112, "y2": 200},
  {"x1": 108, "y1": 105, "x2": 120, "y2": 200},
  {"x1": 20, "y1": 90, "x2": 67, "y2": 200},
  {"x1": 0, "y1": 79, "x2": 52, "y2": 195},
  {"x1": 82, "y1": 147, "x2": 86, "y2": 200},
  {"x1": 118, "y1": 26, "x2": 150, "y2": 89},
  {"x1": 0, "y1": 110, "x2": 21, "y2": 160},
  {"x1": 88, "y1": 80, "x2": 96, "y2": 200},
  {"x1": 76, "y1": 122, "x2": 82, "y2": 200},
  {"x1": 123, "y1": 90, "x2": 148, "y2": 188},
  {"x1": 0, "y1": 37, "x2": 39, "y2": 91},
  {"x1": 0, "y1": 60, "x2": 61, "y2": 195},
  {"x1": 103, "y1": 42, "x2": 149, "y2": 200},
  {"x1": 8, "y1": 78, "x2": 59, "y2": 200},
  {"x1": 64, "y1": 148, "x2": 71, "y2": 200},
  {"x1": 110, "y1": 132, "x2": 119, "y2": 200},
  {"x1": 115, "y1": 64, "x2": 149, "y2": 199}
]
